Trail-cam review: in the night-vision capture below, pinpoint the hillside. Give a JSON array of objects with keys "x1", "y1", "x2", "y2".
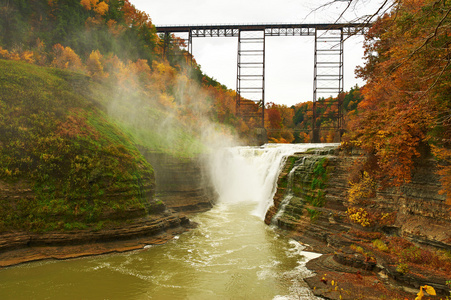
[
  {"x1": 0, "y1": 0, "x2": 248, "y2": 235},
  {"x1": 0, "y1": 0, "x2": 252, "y2": 144},
  {"x1": 0, "y1": 59, "x2": 161, "y2": 232}
]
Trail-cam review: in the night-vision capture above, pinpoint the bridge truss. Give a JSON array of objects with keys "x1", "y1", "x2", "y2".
[{"x1": 156, "y1": 23, "x2": 369, "y2": 141}]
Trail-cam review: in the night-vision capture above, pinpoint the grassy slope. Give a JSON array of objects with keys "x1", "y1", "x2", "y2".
[
  {"x1": 0, "y1": 59, "x2": 164, "y2": 232},
  {"x1": 88, "y1": 76, "x2": 206, "y2": 159}
]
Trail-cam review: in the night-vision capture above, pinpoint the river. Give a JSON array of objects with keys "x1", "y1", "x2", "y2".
[{"x1": 0, "y1": 144, "x2": 336, "y2": 300}]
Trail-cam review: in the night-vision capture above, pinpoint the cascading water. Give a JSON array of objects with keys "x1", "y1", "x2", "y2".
[
  {"x1": 271, "y1": 163, "x2": 298, "y2": 226},
  {"x1": 0, "y1": 143, "x2": 337, "y2": 300},
  {"x1": 208, "y1": 143, "x2": 338, "y2": 218}
]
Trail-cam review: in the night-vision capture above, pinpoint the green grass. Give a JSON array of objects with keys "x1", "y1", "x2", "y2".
[
  {"x1": 0, "y1": 60, "x2": 175, "y2": 232},
  {"x1": 88, "y1": 75, "x2": 206, "y2": 158}
]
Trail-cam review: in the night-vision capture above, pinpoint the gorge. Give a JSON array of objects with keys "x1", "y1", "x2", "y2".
[
  {"x1": 0, "y1": 144, "x2": 336, "y2": 299},
  {"x1": 1, "y1": 142, "x2": 450, "y2": 299}
]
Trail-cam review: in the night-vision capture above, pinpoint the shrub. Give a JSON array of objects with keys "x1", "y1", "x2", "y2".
[
  {"x1": 349, "y1": 228, "x2": 383, "y2": 240},
  {"x1": 347, "y1": 207, "x2": 372, "y2": 227},
  {"x1": 347, "y1": 171, "x2": 376, "y2": 204},
  {"x1": 372, "y1": 239, "x2": 389, "y2": 252},
  {"x1": 396, "y1": 262, "x2": 410, "y2": 274},
  {"x1": 388, "y1": 237, "x2": 414, "y2": 252}
]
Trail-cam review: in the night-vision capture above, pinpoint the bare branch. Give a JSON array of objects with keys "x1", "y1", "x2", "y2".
[
  {"x1": 302, "y1": 0, "x2": 354, "y2": 22},
  {"x1": 335, "y1": 0, "x2": 354, "y2": 22},
  {"x1": 420, "y1": 58, "x2": 451, "y2": 102}
]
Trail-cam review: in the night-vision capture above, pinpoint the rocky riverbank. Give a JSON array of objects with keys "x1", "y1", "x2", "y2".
[
  {"x1": 0, "y1": 213, "x2": 193, "y2": 268},
  {"x1": 267, "y1": 147, "x2": 451, "y2": 299},
  {"x1": 0, "y1": 151, "x2": 216, "y2": 268}
]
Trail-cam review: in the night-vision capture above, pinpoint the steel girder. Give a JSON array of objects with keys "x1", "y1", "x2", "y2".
[{"x1": 156, "y1": 23, "x2": 369, "y2": 140}]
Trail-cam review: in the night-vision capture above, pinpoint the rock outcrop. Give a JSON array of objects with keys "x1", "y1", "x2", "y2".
[
  {"x1": 0, "y1": 174, "x2": 195, "y2": 267},
  {"x1": 139, "y1": 150, "x2": 216, "y2": 213},
  {"x1": 0, "y1": 150, "x2": 216, "y2": 268},
  {"x1": 0, "y1": 213, "x2": 191, "y2": 267},
  {"x1": 266, "y1": 147, "x2": 451, "y2": 298}
]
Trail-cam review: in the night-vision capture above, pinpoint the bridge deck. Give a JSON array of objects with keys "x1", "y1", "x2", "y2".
[{"x1": 155, "y1": 23, "x2": 369, "y2": 37}]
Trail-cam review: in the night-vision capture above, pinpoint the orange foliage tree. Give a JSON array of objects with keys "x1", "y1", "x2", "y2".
[
  {"x1": 265, "y1": 102, "x2": 295, "y2": 143},
  {"x1": 344, "y1": 0, "x2": 451, "y2": 201},
  {"x1": 80, "y1": 0, "x2": 109, "y2": 15},
  {"x1": 51, "y1": 44, "x2": 84, "y2": 71}
]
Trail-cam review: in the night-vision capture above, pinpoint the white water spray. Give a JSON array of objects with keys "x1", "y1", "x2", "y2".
[{"x1": 209, "y1": 143, "x2": 338, "y2": 219}]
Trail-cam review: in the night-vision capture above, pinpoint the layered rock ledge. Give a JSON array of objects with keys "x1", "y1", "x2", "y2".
[
  {"x1": 0, "y1": 151, "x2": 216, "y2": 268},
  {"x1": 266, "y1": 147, "x2": 451, "y2": 299},
  {"x1": 139, "y1": 150, "x2": 216, "y2": 213},
  {"x1": 0, "y1": 213, "x2": 192, "y2": 268}
]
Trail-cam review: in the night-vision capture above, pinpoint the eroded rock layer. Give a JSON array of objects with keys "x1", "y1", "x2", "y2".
[
  {"x1": 0, "y1": 150, "x2": 216, "y2": 267},
  {"x1": 266, "y1": 147, "x2": 451, "y2": 298},
  {"x1": 139, "y1": 150, "x2": 216, "y2": 213}
]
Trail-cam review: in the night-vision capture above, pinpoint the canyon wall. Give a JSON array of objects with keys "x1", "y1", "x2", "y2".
[
  {"x1": 139, "y1": 150, "x2": 216, "y2": 214},
  {"x1": 265, "y1": 147, "x2": 451, "y2": 297},
  {"x1": 0, "y1": 149, "x2": 216, "y2": 267}
]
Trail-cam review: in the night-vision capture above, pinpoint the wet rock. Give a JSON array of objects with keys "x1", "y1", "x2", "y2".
[
  {"x1": 269, "y1": 147, "x2": 451, "y2": 298},
  {"x1": 0, "y1": 214, "x2": 191, "y2": 267},
  {"x1": 0, "y1": 149, "x2": 216, "y2": 267},
  {"x1": 139, "y1": 150, "x2": 216, "y2": 213}
]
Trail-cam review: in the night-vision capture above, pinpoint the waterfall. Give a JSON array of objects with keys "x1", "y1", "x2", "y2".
[
  {"x1": 271, "y1": 160, "x2": 299, "y2": 225},
  {"x1": 208, "y1": 143, "x2": 338, "y2": 219}
]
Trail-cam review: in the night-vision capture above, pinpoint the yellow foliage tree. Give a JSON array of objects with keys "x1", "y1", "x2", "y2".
[
  {"x1": 20, "y1": 51, "x2": 35, "y2": 64},
  {"x1": 0, "y1": 47, "x2": 35, "y2": 64},
  {"x1": 149, "y1": 61, "x2": 176, "y2": 92},
  {"x1": 86, "y1": 50, "x2": 107, "y2": 80},
  {"x1": 347, "y1": 171, "x2": 376, "y2": 204},
  {"x1": 94, "y1": 1, "x2": 108, "y2": 15}
]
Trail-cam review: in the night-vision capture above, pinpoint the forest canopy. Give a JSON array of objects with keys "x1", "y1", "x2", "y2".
[{"x1": 342, "y1": 0, "x2": 451, "y2": 202}]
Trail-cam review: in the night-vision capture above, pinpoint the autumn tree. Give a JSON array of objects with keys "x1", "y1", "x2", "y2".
[
  {"x1": 265, "y1": 102, "x2": 296, "y2": 143},
  {"x1": 86, "y1": 49, "x2": 107, "y2": 80},
  {"x1": 266, "y1": 103, "x2": 282, "y2": 129},
  {"x1": 80, "y1": 0, "x2": 109, "y2": 16},
  {"x1": 343, "y1": 0, "x2": 451, "y2": 201},
  {"x1": 51, "y1": 44, "x2": 83, "y2": 71}
]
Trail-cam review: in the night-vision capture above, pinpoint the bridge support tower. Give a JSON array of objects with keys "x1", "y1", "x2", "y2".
[
  {"x1": 313, "y1": 28, "x2": 344, "y2": 143},
  {"x1": 236, "y1": 30, "x2": 266, "y2": 129},
  {"x1": 156, "y1": 23, "x2": 368, "y2": 144}
]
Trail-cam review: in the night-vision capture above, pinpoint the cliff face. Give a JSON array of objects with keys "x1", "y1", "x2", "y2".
[
  {"x1": 140, "y1": 150, "x2": 216, "y2": 214},
  {"x1": 0, "y1": 175, "x2": 194, "y2": 267},
  {"x1": 266, "y1": 148, "x2": 451, "y2": 298},
  {"x1": 0, "y1": 149, "x2": 215, "y2": 267}
]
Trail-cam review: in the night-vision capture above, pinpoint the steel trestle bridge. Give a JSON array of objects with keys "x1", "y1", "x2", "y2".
[{"x1": 155, "y1": 23, "x2": 369, "y2": 142}]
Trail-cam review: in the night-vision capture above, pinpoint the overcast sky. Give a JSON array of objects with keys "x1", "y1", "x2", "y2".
[{"x1": 132, "y1": 0, "x2": 383, "y2": 106}]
